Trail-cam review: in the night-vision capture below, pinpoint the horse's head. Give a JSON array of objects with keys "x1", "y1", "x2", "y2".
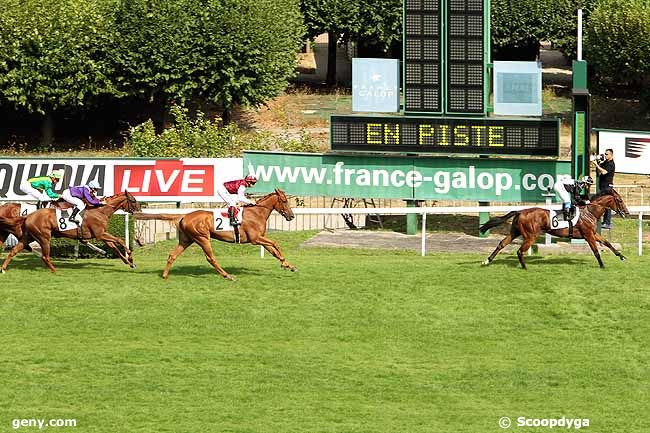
[
  {"x1": 593, "y1": 189, "x2": 630, "y2": 218},
  {"x1": 272, "y1": 188, "x2": 294, "y2": 221},
  {"x1": 106, "y1": 191, "x2": 141, "y2": 214},
  {"x1": 124, "y1": 191, "x2": 142, "y2": 213},
  {"x1": 609, "y1": 189, "x2": 630, "y2": 218}
]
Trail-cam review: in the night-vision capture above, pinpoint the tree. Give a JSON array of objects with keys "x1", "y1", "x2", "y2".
[
  {"x1": 0, "y1": 0, "x2": 118, "y2": 145},
  {"x1": 300, "y1": 0, "x2": 402, "y2": 85},
  {"x1": 301, "y1": 0, "x2": 360, "y2": 85},
  {"x1": 196, "y1": 0, "x2": 305, "y2": 121},
  {"x1": 586, "y1": 0, "x2": 650, "y2": 87},
  {"x1": 114, "y1": 0, "x2": 304, "y2": 124}
]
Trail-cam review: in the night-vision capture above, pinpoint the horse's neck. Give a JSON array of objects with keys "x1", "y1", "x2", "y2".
[
  {"x1": 96, "y1": 196, "x2": 125, "y2": 217},
  {"x1": 253, "y1": 196, "x2": 276, "y2": 219},
  {"x1": 585, "y1": 203, "x2": 606, "y2": 219}
]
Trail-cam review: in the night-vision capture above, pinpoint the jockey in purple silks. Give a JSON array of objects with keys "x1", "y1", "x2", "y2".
[{"x1": 60, "y1": 180, "x2": 105, "y2": 225}]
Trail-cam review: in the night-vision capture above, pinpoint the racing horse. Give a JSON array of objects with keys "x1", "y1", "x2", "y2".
[
  {"x1": 479, "y1": 189, "x2": 630, "y2": 269},
  {"x1": 1, "y1": 191, "x2": 141, "y2": 273},
  {"x1": 134, "y1": 188, "x2": 296, "y2": 281},
  {"x1": 0, "y1": 203, "x2": 22, "y2": 251}
]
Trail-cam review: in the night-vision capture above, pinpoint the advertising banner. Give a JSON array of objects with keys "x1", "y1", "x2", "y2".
[
  {"x1": 0, "y1": 158, "x2": 242, "y2": 202},
  {"x1": 244, "y1": 151, "x2": 571, "y2": 202},
  {"x1": 596, "y1": 129, "x2": 650, "y2": 175}
]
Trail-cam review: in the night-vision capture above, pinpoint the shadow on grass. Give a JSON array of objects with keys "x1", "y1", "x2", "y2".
[
  {"x1": 459, "y1": 255, "x2": 599, "y2": 268},
  {"x1": 137, "y1": 265, "x2": 260, "y2": 278}
]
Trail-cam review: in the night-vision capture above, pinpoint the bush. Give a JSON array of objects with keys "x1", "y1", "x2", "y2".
[
  {"x1": 124, "y1": 105, "x2": 322, "y2": 157},
  {"x1": 50, "y1": 214, "x2": 135, "y2": 258}
]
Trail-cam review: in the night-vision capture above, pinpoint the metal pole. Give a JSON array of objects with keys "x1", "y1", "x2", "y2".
[
  {"x1": 577, "y1": 9, "x2": 583, "y2": 61},
  {"x1": 639, "y1": 212, "x2": 643, "y2": 256},
  {"x1": 421, "y1": 211, "x2": 427, "y2": 257},
  {"x1": 125, "y1": 214, "x2": 130, "y2": 248}
]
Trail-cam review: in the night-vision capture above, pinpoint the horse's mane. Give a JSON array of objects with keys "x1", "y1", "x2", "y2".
[
  {"x1": 590, "y1": 188, "x2": 619, "y2": 201},
  {"x1": 255, "y1": 190, "x2": 280, "y2": 203}
]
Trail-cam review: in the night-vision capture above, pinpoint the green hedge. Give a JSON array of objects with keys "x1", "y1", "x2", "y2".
[
  {"x1": 124, "y1": 105, "x2": 321, "y2": 157},
  {"x1": 50, "y1": 214, "x2": 135, "y2": 258}
]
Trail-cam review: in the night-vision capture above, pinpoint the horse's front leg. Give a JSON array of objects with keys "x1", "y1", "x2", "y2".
[
  {"x1": 251, "y1": 235, "x2": 296, "y2": 272},
  {"x1": 97, "y1": 233, "x2": 135, "y2": 268},
  {"x1": 594, "y1": 233, "x2": 626, "y2": 261},
  {"x1": 584, "y1": 232, "x2": 605, "y2": 268}
]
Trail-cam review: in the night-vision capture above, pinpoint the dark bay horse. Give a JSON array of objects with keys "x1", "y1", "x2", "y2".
[
  {"x1": 479, "y1": 190, "x2": 630, "y2": 269},
  {"x1": 135, "y1": 188, "x2": 296, "y2": 281},
  {"x1": 1, "y1": 192, "x2": 141, "y2": 273}
]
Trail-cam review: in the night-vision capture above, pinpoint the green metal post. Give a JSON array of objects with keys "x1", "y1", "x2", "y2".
[{"x1": 406, "y1": 200, "x2": 417, "y2": 235}]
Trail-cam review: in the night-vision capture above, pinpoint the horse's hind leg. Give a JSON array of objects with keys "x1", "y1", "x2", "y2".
[
  {"x1": 195, "y1": 236, "x2": 234, "y2": 281},
  {"x1": 594, "y1": 233, "x2": 626, "y2": 261},
  {"x1": 252, "y1": 236, "x2": 296, "y2": 272},
  {"x1": 482, "y1": 230, "x2": 519, "y2": 266},
  {"x1": 162, "y1": 232, "x2": 193, "y2": 280},
  {"x1": 516, "y1": 235, "x2": 536, "y2": 270},
  {"x1": 2, "y1": 233, "x2": 33, "y2": 273}
]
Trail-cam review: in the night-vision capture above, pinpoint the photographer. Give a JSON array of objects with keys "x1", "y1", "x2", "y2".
[{"x1": 592, "y1": 149, "x2": 615, "y2": 229}]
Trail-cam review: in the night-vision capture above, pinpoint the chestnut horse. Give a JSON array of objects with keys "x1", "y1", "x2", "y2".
[
  {"x1": 0, "y1": 203, "x2": 22, "y2": 251},
  {"x1": 1, "y1": 191, "x2": 141, "y2": 273},
  {"x1": 479, "y1": 189, "x2": 630, "y2": 269},
  {"x1": 134, "y1": 188, "x2": 296, "y2": 281}
]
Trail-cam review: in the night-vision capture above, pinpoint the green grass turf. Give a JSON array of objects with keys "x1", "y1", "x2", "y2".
[{"x1": 1, "y1": 231, "x2": 649, "y2": 432}]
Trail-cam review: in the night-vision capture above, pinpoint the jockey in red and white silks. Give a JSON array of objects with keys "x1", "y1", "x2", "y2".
[{"x1": 216, "y1": 175, "x2": 257, "y2": 225}]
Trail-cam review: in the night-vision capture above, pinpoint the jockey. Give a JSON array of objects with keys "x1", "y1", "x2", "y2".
[
  {"x1": 553, "y1": 175, "x2": 593, "y2": 220},
  {"x1": 61, "y1": 180, "x2": 105, "y2": 225},
  {"x1": 20, "y1": 169, "x2": 64, "y2": 208},
  {"x1": 217, "y1": 175, "x2": 257, "y2": 226}
]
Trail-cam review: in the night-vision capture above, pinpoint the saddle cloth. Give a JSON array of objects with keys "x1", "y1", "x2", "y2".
[
  {"x1": 548, "y1": 207, "x2": 580, "y2": 230},
  {"x1": 55, "y1": 209, "x2": 82, "y2": 231},
  {"x1": 212, "y1": 207, "x2": 243, "y2": 232}
]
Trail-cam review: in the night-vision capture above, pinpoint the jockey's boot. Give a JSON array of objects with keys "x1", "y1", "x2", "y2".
[
  {"x1": 563, "y1": 207, "x2": 570, "y2": 221},
  {"x1": 69, "y1": 208, "x2": 81, "y2": 226},
  {"x1": 228, "y1": 206, "x2": 239, "y2": 226}
]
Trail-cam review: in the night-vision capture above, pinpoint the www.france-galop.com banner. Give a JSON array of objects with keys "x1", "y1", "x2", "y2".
[{"x1": 244, "y1": 151, "x2": 571, "y2": 202}]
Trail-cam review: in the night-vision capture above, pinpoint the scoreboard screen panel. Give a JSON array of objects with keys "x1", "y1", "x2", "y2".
[
  {"x1": 446, "y1": 0, "x2": 485, "y2": 114},
  {"x1": 331, "y1": 115, "x2": 560, "y2": 156},
  {"x1": 404, "y1": 0, "x2": 442, "y2": 113}
]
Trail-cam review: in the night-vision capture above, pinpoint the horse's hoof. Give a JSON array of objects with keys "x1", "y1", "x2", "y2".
[
  {"x1": 291, "y1": 267, "x2": 297, "y2": 272},
  {"x1": 130, "y1": 264, "x2": 137, "y2": 269},
  {"x1": 620, "y1": 256, "x2": 627, "y2": 261},
  {"x1": 0, "y1": 268, "x2": 5, "y2": 274},
  {"x1": 481, "y1": 259, "x2": 490, "y2": 266},
  {"x1": 225, "y1": 274, "x2": 236, "y2": 281}
]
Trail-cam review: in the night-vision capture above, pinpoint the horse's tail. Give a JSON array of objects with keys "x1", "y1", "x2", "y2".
[
  {"x1": 133, "y1": 212, "x2": 183, "y2": 227},
  {"x1": 479, "y1": 211, "x2": 519, "y2": 234}
]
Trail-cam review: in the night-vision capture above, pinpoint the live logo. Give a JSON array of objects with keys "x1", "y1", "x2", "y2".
[{"x1": 114, "y1": 160, "x2": 214, "y2": 196}]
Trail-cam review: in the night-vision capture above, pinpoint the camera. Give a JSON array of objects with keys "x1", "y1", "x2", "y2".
[{"x1": 590, "y1": 153, "x2": 605, "y2": 164}]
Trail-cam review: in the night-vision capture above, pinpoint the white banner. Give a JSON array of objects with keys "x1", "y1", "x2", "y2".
[
  {"x1": 597, "y1": 130, "x2": 650, "y2": 175},
  {"x1": 0, "y1": 158, "x2": 242, "y2": 202}
]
